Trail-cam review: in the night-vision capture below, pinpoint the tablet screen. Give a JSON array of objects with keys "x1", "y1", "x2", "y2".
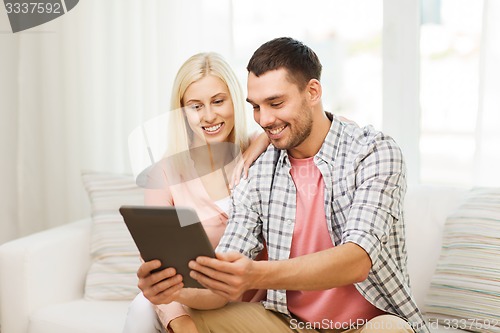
[{"x1": 120, "y1": 205, "x2": 215, "y2": 288}]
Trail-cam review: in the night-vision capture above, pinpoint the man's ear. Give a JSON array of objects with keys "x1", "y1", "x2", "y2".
[{"x1": 307, "y1": 79, "x2": 322, "y2": 105}]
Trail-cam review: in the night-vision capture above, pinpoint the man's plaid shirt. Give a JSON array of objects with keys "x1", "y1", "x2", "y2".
[{"x1": 217, "y1": 113, "x2": 429, "y2": 333}]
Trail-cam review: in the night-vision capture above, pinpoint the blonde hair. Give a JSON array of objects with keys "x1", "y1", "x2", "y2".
[{"x1": 166, "y1": 53, "x2": 249, "y2": 157}]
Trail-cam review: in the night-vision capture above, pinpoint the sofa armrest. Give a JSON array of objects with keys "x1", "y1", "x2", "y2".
[{"x1": 0, "y1": 218, "x2": 92, "y2": 333}]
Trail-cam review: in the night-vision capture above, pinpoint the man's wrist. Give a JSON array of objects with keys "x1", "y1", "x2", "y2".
[{"x1": 251, "y1": 259, "x2": 272, "y2": 290}]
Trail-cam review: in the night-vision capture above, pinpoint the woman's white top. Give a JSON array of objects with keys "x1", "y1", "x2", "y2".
[{"x1": 214, "y1": 196, "x2": 231, "y2": 214}]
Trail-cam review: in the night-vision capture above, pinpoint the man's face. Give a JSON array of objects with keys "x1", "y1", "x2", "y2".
[{"x1": 246, "y1": 68, "x2": 312, "y2": 151}]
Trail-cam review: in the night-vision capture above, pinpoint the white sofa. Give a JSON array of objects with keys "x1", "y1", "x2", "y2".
[{"x1": 0, "y1": 185, "x2": 469, "y2": 333}]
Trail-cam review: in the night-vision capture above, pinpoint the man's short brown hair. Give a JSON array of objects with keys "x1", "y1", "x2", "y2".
[{"x1": 246, "y1": 37, "x2": 322, "y2": 90}]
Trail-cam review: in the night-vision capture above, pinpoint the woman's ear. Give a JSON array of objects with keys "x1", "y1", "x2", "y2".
[{"x1": 307, "y1": 79, "x2": 322, "y2": 105}]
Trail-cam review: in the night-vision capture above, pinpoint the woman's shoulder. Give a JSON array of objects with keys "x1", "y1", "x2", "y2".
[{"x1": 136, "y1": 153, "x2": 192, "y2": 189}]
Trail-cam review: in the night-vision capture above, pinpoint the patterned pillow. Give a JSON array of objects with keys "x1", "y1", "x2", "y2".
[
  {"x1": 82, "y1": 171, "x2": 143, "y2": 300},
  {"x1": 425, "y1": 188, "x2": 500, "y2": 333}
]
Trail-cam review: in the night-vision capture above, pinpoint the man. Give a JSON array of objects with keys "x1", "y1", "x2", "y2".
[{"x1": 139, "y1": 37, "x2": 429, "y2": 333}]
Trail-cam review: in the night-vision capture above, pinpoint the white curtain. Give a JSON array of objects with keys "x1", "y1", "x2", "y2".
[
  {"x1": 2, "y1": 0, "x2": 500, "y2": 244},
  {"x1": 474, "y1": 0, "x2": 500, "y2": 186},
  {"x1": 0, "y1": 0, "x2": 234, "y2": 243}
]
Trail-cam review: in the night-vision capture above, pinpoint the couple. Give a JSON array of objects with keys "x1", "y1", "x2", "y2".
[{"x1": 124, "y1": 37, "x2": 429, "y2": 333}]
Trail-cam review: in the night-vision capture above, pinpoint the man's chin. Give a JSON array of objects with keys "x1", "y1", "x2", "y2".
[{"x1": 269, "y1": 138, "x2": 289, "y2": 150}]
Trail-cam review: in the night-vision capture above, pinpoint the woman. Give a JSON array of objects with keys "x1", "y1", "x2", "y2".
[{"x1": 123, "y1": 52, "x2": 268, "y2": 333}]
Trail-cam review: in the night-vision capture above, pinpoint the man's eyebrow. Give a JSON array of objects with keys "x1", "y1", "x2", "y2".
[
  {"x1": 265, "y1": 95, "x2": 284, "y2": 102},
  {"x1": 246, "y1": 95, "x2": 284, "y2": 104}
]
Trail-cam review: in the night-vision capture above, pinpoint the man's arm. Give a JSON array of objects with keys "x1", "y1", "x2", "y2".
[{"x1": 189, "y1": 242, "x2": 371, "y2": 301}]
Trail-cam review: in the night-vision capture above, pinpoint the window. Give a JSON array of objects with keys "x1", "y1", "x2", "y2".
[
  {"x1": 231, "y1": 0, "x2": 383, "y2": 132},
  {"x1": 419, "y1": 0, "x2": 483, "y2": 185},
  {"x1": 229, "y1": 0, "x2": 493, "y2": 186}
]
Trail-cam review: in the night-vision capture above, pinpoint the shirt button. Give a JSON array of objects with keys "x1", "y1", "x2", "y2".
[
  {"x1": 286, "y1": 219, "x2": 293, "y2": 225},
  {"x1": 279, "y1": 295, "x2": 284, "y2": 301}
]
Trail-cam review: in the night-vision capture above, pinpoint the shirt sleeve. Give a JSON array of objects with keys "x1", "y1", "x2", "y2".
[
  {"x1": 216, "y1": 176, "x2": 264, "y2": 259},
  {"x1": 144, "y1": 187, "x2": 173, "y2": 206},
  {"x1": 154, "y1": 302, "x2": 189, "y2": 331},
  {"x1": 342, "y1": 134, "x2": 407, "y2": 268}
]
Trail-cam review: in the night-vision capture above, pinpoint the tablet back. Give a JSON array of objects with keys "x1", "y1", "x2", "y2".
[{"x1": 119, "y1": 205, "x2": 215, "y2": 288}]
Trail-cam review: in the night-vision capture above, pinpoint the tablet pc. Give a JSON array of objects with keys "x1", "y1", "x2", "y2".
[{"x1": 119, "y1": 205, "x2": 215, "y2": 289}]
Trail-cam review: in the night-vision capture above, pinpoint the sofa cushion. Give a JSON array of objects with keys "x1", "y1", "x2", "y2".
[
  {"x1": 425, "y1": 187, "x2": 500, "y2": 333},
  {"x1": 82, "y1": 171, "x2": 143, "y2": 300}
]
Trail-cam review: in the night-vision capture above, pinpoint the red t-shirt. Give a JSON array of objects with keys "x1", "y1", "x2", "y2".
[{"x1": 286, "y1": 156, "x2": 385, "y2": 326}]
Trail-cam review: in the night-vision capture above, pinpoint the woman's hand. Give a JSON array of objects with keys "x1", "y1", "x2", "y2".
[
  {"x1": 338, "y1": 115, "x2": 357, "y2": 125},
  {"x1": 230, "y1": 132, "x2": 269, "y2": 188},
  {"x1": 137, "y1": 260, "x2": 184, "y2": 305}
]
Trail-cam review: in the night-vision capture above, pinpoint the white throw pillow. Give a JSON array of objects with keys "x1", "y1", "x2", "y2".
[
  {"x1": 82, "y1": 171, "x2": 143, "y2": 300},
  {"x1": 425, "y1": 187, "x2": 500, "y2": 333}
]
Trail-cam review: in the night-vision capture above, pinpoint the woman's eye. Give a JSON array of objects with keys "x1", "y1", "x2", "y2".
[
  {"x1": 189, "y1": 103, "x2": 203, "y2": 111},
  {"x1": 213, "y1": 99, "x2": 224, "y2": 105}
]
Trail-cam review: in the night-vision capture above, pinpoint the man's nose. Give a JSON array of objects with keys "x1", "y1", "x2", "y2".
[{"x1": 258, "y1": 107, "x2": 275, "y2": 129}]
